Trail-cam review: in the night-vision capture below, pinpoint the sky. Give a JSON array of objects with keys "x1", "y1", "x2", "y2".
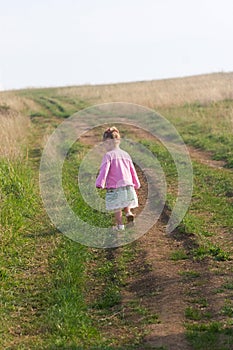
[{"x1": 0, "y1": 0, "x2": 233, "y2": 90}]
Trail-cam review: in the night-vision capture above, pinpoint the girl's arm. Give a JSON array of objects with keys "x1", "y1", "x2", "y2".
[
  {"x1": 130, "y1": 161, "x2": 140, "y2": 189},
  {"x1": 95, "y1": 155, "x2": 110, "y2": 189}
]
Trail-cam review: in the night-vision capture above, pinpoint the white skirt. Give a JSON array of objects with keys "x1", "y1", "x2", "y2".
[{"x1": 106, "y1": 185, "x2": 138, "y2": 211}]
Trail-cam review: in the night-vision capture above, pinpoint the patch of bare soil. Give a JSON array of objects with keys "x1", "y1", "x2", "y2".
[{"x1": 187, "y1": 146, "x2": 226, "y2": 169}]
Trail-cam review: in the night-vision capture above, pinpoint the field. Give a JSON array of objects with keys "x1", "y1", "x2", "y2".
[{"x1": 0, "y1": 72, "x2": 233, "y2": 350}]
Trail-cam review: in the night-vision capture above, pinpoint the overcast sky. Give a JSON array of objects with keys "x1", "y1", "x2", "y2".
[{"x1": 0, "y1": 0, "x2": 232, "y2": 90}]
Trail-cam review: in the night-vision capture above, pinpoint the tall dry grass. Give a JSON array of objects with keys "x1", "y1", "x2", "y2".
[
  {"x1": 0, "y1": 92, "x2": 27, "y2": 112},
  {"x1": 0, "y1": 104, "x2": 30, "y2": 160},
  {"x1": 0, "y1": 72, "x2": 232, "y2": 161},
  {"x1": 56, "y1": 72, "x2": 233, "y2": 108}
]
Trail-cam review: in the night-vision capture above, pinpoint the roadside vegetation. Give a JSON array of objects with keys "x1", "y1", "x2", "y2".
[{"x1": 0, "y1": 72, "x2": 232, "y2": 349}]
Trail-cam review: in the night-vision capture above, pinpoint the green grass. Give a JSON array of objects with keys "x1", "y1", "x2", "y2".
[
  {"x1": 192, "y1": 244, "x2": 231, "y2": 261},
  {"x1": 0, "y1": 159, "x2": 43, "y2": 348},
  {"x1": 179, "y1": 270, "x2": 201, "y2": 279},
  {"x1": 19, "y1": 88, "x2": 90, "y2": 119},
  {"x1": 139, "y1": 138, "x2": 233, "y2": 349},
  {"x1": 185, "y1": 306, "x2": 212, "y2": 321},
  {"x1": 185, "y1": 322, "x2": 233, "y2": 350},
  {"x1": 170, "y1": 249, "x2": 189, "y2": 261},
  {"x1": 45, "y1": 238, "x2": 101, "y2": 348},
  {"x1": 222, "y1": 281, "x2": 233, "y2": 290},
  {"x1": 2, "y1": 88, "x2": 233, "y2": 349},
  {"x1": 1, "y1": 92, "x2": 165, "y2": 349},
  {"x1": 140, "y1": 140, "x2": 233, "y2": 260},
  {"x1": 159, "y1": 99, "x2": 233, "y2": 168},
  {"x1": 61, "y1": 145, "x2": 157, "y2": 347},
  {"x1": 0, "y1": 149, "x2": 148, "y2": 349},
  {"x1": 221, "y1": 300, "x2": 233, "y2": 317},
  {"x1": 62, "y1": 141, "x2": 113, "y2": 229}
]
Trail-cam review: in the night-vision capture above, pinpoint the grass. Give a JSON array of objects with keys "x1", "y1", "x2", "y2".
[
  {"x1": 179, "y1": 270, "x2": 201, "y2": 279},
  {"x1": 18, "y1": 88, "x2": 90, "y2": 119},
  {"x1": 0, "y1": 159, "x2": 42, "y2": 348},
  {"x1": 221, "y1": 301, "x2": 233, "y2": 317},
  {"x1": 185, "y1": 306, "x2": 212, "y2": 321},
  {"x1": 0, "y1": 108, "x2": 30, "y2": 159},
  {"x1": 0, "y1": 113, "x2": 157, "y2": 349},
  {"x1": 0, "y1": 101, "x2": 106, "y2": 348},
  {"x1": 185, "y1": 322, "x2": 233, "y2": 350},
  {"x1": 45, "y1": 238, "x2": 101, "y2": 349},
  {"x1": 51, "y1": 72, "x2": 233, "y2": 108},
  {"x1": 192, "y1": 245, "x2": 231, "y2": 261},
  {"x1": 140, "y1": 140, "x2": 233, "y2": 255},
  {"x1": 1, "y1": 73, "x2": 233, "y2": 349},
  {"x1": 138, "y1": 138, "x2": 233, "y2": 349},
  {"x1": 62, "y1": 141, "x2": 113, "y2": 229},
  {"x1": 160, "y1": 99, "x2": 233, "y2": 168},
  {"x1": 59, "y1": 140, "x2": 157, "y2": 347},
  {"x1": 222, "y1": 281, "x2": 233, "y2": 290},
  {"x1": 170, "y1": 249, "x2": 189, "y2": 261}
]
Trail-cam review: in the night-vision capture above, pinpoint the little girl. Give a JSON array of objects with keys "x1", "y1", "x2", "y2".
[{"x1": 96, "y1": 126, "x2": 140, "y2": 230}]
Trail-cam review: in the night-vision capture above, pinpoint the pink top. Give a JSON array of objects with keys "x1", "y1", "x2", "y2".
[{"x1": 96, "y1": 147, "x2": 140, "y2": 189}]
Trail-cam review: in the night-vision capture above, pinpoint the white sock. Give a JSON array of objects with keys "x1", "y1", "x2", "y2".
[{"x1": 118, "y1": 224, "x2": 125, "y2": 230}]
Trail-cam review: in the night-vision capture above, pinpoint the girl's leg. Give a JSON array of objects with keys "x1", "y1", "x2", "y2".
[
  {"x1": 114, "y1": 210, "x2": 123, "y2": 226},
  {"x1": 124, "y1": 206, "x2": 134, "y2": 216}
]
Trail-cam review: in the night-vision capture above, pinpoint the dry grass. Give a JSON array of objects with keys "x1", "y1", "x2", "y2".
[
  {"x1": 0, "y1": 92, "x2": 27, "y2": 112},
  {"x1": 56, "y1": 72, "x2": 233, "y2": 108},
  {"x1": 0, "y1": 72, "x2": 232, "y2": 160},
  {"x1": 0, "y1": 104, "x2": 31, "y2": 160}
]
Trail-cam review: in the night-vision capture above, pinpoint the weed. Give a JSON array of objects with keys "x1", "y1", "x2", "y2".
[
  {"x1": 192, "y1": 244, "x2": 230, "y2": 261},
  {"x1": 185, "y1": 306, "x2": 211, "y2": 321},
  {"x1": 221, "y1": 300, "x2": 233, "y2": 317},
  {"x1": 179, "y1": 270, "x2": 201, "y2": 279},
  {"x1": 222, "y1": 281, "x2": 233, "y2": 290},
  {"x1": 191, "y1": 298, "x2": 209, "y2": 308},
  {"x1": 170, "y1": 249, "x2": 189, "y2": 261},
  {"x1": 185, "y1": 307, "x2": 202, "y2": 321}
]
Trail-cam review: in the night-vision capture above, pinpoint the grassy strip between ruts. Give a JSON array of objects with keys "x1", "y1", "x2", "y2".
[{"x1": 50, "y1": 140, "x2": 159, "y2": 349}]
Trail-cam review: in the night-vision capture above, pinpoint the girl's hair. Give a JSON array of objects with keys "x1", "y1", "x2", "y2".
[{"x1": 103, "y1": 126, "x2": 120, "y2": 141}]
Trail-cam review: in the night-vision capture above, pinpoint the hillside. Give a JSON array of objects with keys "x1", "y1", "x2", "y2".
[
  {"x1": 1, "y1": 72, "x2": 233, "y2": 108},
  {"x1": 54, "y1": 72, "x2": 233, "y2": 108},
  {"x1": 0, "y1": 72, "x2": 233, "y2": 349}
]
